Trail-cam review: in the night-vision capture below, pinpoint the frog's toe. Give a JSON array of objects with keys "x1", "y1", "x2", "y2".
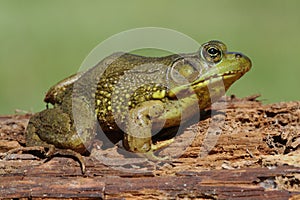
[
  {"x1": 1, "y1": 146, "x2": 47, "y2": 160},
  {"x1": 1, "y1": 146, "x2": 86, "y2": 173},
  {"x1": 47, "y1": 149, "x2": 86, "y2": 174},
  {"x1": 139, "y1": 138, "x2": 175, "y2": 161},
  {"x1": 151, "y1": 138, "x2": 174, "y2": 151}
]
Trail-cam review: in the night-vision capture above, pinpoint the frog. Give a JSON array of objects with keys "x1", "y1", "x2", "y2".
[{"x1": 5, "y1": 40, "x2": 251, "y2": 173}]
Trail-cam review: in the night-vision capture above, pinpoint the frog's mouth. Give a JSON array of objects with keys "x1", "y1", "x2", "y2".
[{"x1": 167, "y1": 67, "x2": 250, "y2": 99}]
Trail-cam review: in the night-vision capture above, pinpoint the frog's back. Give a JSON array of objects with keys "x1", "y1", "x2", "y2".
[{"x1": 101, "y1": 53, "x2": 178, "y2": 76}]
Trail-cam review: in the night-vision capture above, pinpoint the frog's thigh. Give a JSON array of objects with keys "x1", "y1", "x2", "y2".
[
  {"x1": 25, "y1": 111, "x2": 55, "y2": 147},
  {"x1": 26, "y1": 108, "x2": 79, "y2": 149},
  {"x1": 123, "y1": 100, "x2": 173, "y2": 154}
]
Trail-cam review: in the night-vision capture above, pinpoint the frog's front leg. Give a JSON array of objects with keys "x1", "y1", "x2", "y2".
[{"x1": 123, "y1": 100, "x2": 174, "y2": 160}]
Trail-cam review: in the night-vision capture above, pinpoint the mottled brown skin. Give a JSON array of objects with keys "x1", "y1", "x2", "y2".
[{"x1": 23, "y1": 41, "x2": 251, "y2": 173}]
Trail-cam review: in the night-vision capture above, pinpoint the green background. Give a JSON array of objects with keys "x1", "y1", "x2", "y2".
[{"x1": 0, "y1": 0, "x2": 299, "y2": 114}]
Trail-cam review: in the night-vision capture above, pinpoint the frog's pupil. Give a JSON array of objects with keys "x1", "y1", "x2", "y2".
[{"x1": 207, "y1": 47, "x2": 220, "y2": 57}]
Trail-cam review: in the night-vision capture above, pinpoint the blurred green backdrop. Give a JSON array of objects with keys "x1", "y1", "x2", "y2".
[{"x1": 0, "y1": 0, "x2": 299, "y2": 114}]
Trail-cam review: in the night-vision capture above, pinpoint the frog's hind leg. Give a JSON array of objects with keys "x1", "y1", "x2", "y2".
[
  {"x1": 44, "y1": 148, "x2": 86, "y2": 174},
  {"x1": 1, "y1": 144, "x2": 86, "y2": 174},
  {"x1": 21, "y1": 107, "x2": 88, "y2": 174}
]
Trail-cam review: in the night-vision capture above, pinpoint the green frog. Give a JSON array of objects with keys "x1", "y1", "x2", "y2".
[{"x1": 13, "y1": 41, "x2": 252, "y2": 173}]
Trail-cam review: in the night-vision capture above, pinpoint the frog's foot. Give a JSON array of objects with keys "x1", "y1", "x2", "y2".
[
  {"x1": 1, "y1": 146, "x2": 47, "y2": 160},
  {"x1": 1, "y1": 146, "x2": 86, "y2": 174},
  {"x1": 139, "y1": 138, "x2": 175, "y2": 161},
  {"x1": 45, "y1": 149, "x2": 86, "y2": 174},
  {"x1": 151, "y1": 138, "x2": 175, "y2": 151}
]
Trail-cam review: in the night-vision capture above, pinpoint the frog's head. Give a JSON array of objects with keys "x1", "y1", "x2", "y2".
[{"x1": 166, "y1": 40, "x2": 251, "y2": 108}]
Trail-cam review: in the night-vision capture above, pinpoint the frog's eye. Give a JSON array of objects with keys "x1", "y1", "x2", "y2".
[
  {"x1": 200, "y1": 41, "x2": 224, "y2": 64},
  {"x1": 207, "y1": 47, "x2": 221, "y2": 57},
  {"x1": 170, "y1": 59, "x2": 200, "y2": 84}
]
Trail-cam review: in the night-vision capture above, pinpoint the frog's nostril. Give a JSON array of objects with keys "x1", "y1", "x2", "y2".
[{"x1": 235, "y1": 53, "x2": 242, "y2": 59}]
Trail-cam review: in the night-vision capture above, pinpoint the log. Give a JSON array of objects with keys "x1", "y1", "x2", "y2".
[{"x1": 0, "y1": 95, "x2": 299, "y2": 199}]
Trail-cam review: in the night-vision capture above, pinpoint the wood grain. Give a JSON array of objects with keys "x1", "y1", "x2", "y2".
[{"x1": 0, "y1": 95, "x2": 299, "y2": 199}]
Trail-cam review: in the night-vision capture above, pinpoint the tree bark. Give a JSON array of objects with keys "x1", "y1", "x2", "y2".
[{"x1": 0, "y1": 95, "x2": 299, "y2": 199}]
